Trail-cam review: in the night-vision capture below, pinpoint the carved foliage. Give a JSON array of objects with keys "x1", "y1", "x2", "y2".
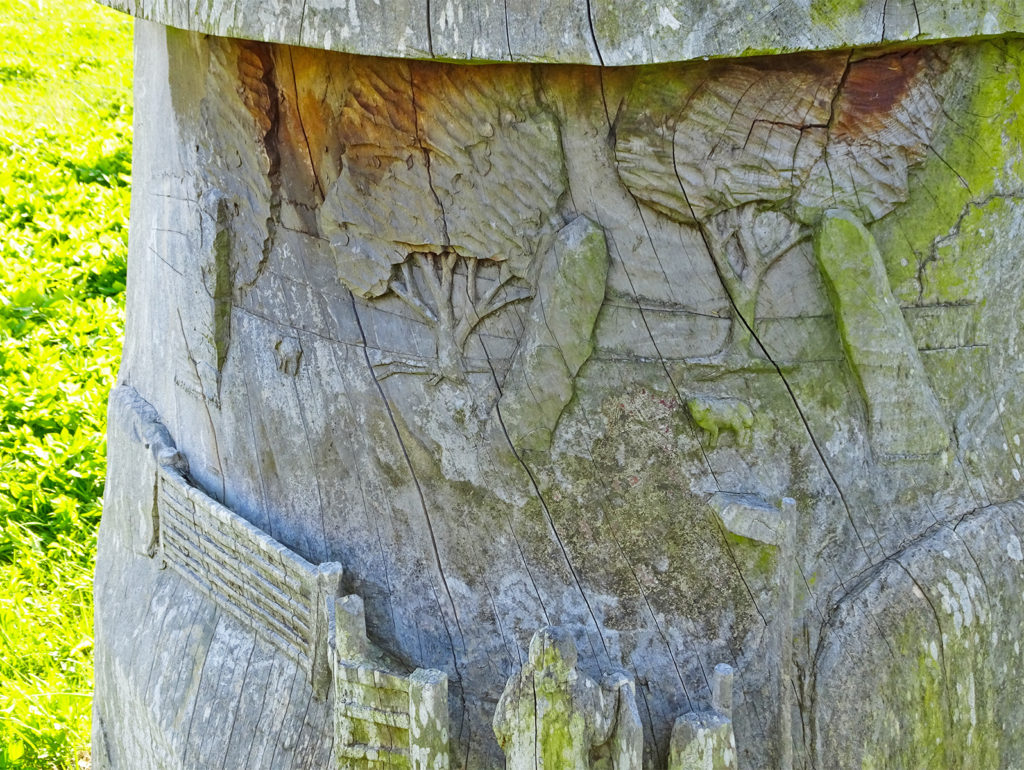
[
  {"x1": 175, "y1": 40, "x2": 284, "y2": 406},
  {"x1": 197, "y1": 39, "x2": 280, "y2": 293},
  {"x1": 319, "y1": 61, "x2": 566, "y2": 291},
  {"x1": 613, "y1": 50, "x2": 947, "y2": 363},
  {"x1": 317, "y1": 59, "x2": 569, "y2": 382},
  {"x1": 615, "y1": 50, "x2": 944, "y2": 226}
]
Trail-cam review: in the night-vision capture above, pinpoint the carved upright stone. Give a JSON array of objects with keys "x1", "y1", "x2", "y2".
[
  {"x1": 493, "y1": 627, "x2": 642, "y2": 770},
  {"x1": 92, "y1": 0, "x2": 1024, "y2": 767},
  {"x1": 498, "y1": 216, "x2": 610, "y2": 451},
  {"x1": 669, "y1": 665, "x2": 738, "y2": 770},
  {"x1": 814, "y1": 210, "x2": 949, "y2": 458}
]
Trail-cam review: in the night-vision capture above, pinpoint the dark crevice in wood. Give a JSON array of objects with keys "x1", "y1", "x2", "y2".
[
  {"x1": 584, "y1": 0, "x2": 605, "y2": 66},
  {"x1": 346, "y1": 292, "x2": 469, "y2": 714}
]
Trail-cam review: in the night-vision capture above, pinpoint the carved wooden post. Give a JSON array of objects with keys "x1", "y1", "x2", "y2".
[
  {"x1": 93, "y1": 1, "x2": 1024, "y2": 768},
  {"x1": 330, "y1": 594, "x2": 450, "y2": 769}
]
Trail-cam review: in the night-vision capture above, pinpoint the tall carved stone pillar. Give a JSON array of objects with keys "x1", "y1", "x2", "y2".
[{"x1": 92, "y1": 1, "x2": 1024, "y2": 767}]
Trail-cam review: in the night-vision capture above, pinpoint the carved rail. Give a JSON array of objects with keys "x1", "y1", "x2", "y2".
[
  {"x1": 150, "y1": 461, "x2": 451, "y2": 765},
  {"x1": 333, "y1": 665, "x2": 447, "y2": 768},
  {"x1": 331, "y1": 595, "x2": 450, "y2": 770},
  {"x1": 156, "y1": 467, "x2": 341, "y2": 694}
]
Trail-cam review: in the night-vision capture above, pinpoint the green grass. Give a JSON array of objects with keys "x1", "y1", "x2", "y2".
[{"x1": 0, "y1": 0, "x2": 132, "y2": 766}]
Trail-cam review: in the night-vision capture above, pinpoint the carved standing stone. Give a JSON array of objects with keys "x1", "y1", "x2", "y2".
[
  {"x1": 813, "y1": 210, "x2": 949, "y2": 458},
  {"x1": 668, "y1": 664, "x2": 737, "y2": 770},
  {"x1": 493, "y1": 627, "x2": 642, "y2": 770},
  {"x1": 498, "y1": 216, "x2": 610, "y2": 451},
  {"x1": 92, "y1": 1, "x2": 1024, "y2": 768}
]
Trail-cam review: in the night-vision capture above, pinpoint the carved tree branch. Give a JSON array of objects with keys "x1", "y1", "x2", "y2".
[
  {"x1": 454, "y1": 265, "x2": 531, "y2": 349},
  {"x1": 413, "y1": 251, "x2": 449, "y2": 321},
  {"x1": 703, "y1": 216, "x2": 745, "y2": 304},
  {"x1": 392, "y1": 259, "x2": 438, "y2": 324}
]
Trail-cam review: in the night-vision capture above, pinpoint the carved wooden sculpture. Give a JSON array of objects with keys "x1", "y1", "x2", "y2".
[
  {"x1": 92, "y1": 0, "x2": 1024, "y2": 767},
  {"x1": 668, "y1": 664, "x2": 737, "y2": 770},
  {"x1": 493, "y1": 627, "x2": 642, "y2": 769}
]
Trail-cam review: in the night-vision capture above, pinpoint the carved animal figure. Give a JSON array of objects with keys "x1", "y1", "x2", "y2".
[
  {"x1": 493, "y1": 627, "x2": 642, "y2": 770},
  {"x1": 273, "y1": 335, "x2": 302, "y2": 376},
  {"x1": 686, "y1": 397, "x2": 754, "y2": 449}
]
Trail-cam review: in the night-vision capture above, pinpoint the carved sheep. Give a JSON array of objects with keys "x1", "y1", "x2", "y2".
[
  {"x1": 273, "y1": 335, "x2": 303, "y2": 376},
  {"x1": 686, "y1": 397, "x2": 754, "y2": 449}
]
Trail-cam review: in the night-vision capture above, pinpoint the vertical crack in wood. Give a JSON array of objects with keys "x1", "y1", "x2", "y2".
[
  {"x1": 584, "y1": 0, "x2": 605, "y2": 65},
  {"x1": 286, "y1": 48, "x2": 326, "y2": 201},
  {"x1": 346, "y1": 292, "x2": 469, "y2": 707},
  {"x1": 176, "y1": 308, "x2": 227, "y2": 501}
]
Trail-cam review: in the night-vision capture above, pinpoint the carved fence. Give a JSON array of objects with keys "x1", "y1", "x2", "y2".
[
  {"x1": 333, "y1": 664, "x2": 448, "y2": 769},
  {"x1": 154, "y1": 465, "x2": 451, "y2": 764},
  {"x1": 330, "y1": 595, "x2": 450, "y2": 770},
  {"x1": 156, "y1": 467, "x2": 341, "y2": 693}
]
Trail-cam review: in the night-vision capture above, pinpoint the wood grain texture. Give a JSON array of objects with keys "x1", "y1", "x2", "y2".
[{"x1": 96, "y1": 0, "x2": 1024, "y2": 65}]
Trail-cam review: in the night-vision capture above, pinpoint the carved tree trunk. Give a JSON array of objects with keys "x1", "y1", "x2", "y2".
[{"x1": 93, "y1": 3, "x2": 1024, "y2": 769}]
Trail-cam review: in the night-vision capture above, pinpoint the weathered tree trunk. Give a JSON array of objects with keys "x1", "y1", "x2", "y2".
[{"x1": 92, "y1": 2, "x2": 1024, "y2": 768}]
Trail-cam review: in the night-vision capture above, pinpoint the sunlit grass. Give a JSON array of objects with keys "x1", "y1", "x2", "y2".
[{"x1": 0, "y1": 0, "x2": 132, "y2": 766}]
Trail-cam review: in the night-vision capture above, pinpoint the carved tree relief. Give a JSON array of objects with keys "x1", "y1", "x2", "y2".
[
  {"x1": 702, "y1": 204, "x2": 804, "y2": 359},
  {"x1": 315, "y1": 60, "x2": 569, "y2": 385},
  {"x1": 94, "y1": 13, "x2": 1024, "y2": 770},
  {"x1": 615, "y1": 50, "x2": 945, "y2": 365},
  {"x1": 376, "y1": 249, "x2": 532, "y2": 382}
]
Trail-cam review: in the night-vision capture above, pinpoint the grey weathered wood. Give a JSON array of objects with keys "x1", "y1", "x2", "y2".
[
  {"x1": 668, "y1": 666, "x2": 737, "y2": 770},
  {"x1": 93, "y1": 4, "x2": 1024, "y2": 769},
  {"x1": 95, "y1": 0, "x2": 1024, "y2": 65}
]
